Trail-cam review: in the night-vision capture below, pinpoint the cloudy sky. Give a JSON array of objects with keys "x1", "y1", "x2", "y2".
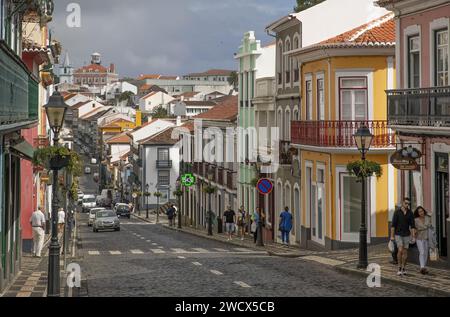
[{"x1": 50, "y1": 0, "x2": 294, "y2": 78}]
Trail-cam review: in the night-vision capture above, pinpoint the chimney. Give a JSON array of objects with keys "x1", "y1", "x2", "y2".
[
  {"x1": 176, "y1": 116, "x2": 182, "y2": 127},
  {"x1": 110, "y1": 63, "x2": 115, "y2": 73}
]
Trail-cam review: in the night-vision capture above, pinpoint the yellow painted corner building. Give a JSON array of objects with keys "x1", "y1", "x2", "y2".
[{"x1": 289, "y1": 14, "x2": 398, "y2": 250}]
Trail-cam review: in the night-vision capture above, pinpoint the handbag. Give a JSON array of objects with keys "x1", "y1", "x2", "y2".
[
  {"x1": 251, "y1": 222, "x2": 257, "y2": 233},
  {"x1": 388, "y1": 240, "x2": 395, "y2": 253},
  {"x1": 430, "y1": 248, "x2": 439, "y2": 261}
]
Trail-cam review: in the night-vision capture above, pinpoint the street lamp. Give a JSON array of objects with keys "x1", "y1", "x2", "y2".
[
  {"x1": 353, "y1": 125, "x2": 374, "y2": 270},
  {"x1": 145, "y1": 184, "x2": 150, "y2": 219},
  {"x1": 44, "y1": 89, "x2": 68, "y2": 297},
  {"x1": 205, "y1": 167, "x2": 216, "y2": 236},
  {"x1": 254, "y1": 160, "x2": 264, "y2": 247},
  {"x1": 176, "y1": 180, "x2": 182, "y2": 229}
]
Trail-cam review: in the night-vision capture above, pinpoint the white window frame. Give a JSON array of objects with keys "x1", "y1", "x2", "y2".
[
  {"x1": 335, "y1": 70, "x2": 374, "y2": 121},
  {"x1": 313, "y1": 164, "x2": 326, "y2": 245},
  {"x1": 305, "y1": 74, "x2": 313, "y2": 120},
  {"x1": 316, "y1": 72, "x2": 325, "y2": 121},
  {"x1": 293, "y1": 33, "x2": 301, "y2": 87},
  {"x1": 277, "y1": 40, "x2": 284, "y2": 89},
  {"x1": 284, "y1": 108, "x2": 291, "y2": 141},
  {"x1": 305, "y1": 161, "x2": 313, "y2": 230},
  {"x1": 403, "y1": 24, "x2": 421, "y2": 88},
  {"x1": 430, "y1": 18, "x2": 449, "y2": 87},
  {"x1": 337, "y1": 166, "x2": 372, "y2": 243},
  {"x1": 277, "y1": 107, "x2": 284, "y2": 141},
  {"x1": 285, "y1": 37, "x2": 292, "y2": 88}
]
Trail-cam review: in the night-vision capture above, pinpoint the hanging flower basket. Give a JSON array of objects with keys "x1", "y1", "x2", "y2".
[{"x1": 347, "y1": 160, "x2": 383, "y2": 181}]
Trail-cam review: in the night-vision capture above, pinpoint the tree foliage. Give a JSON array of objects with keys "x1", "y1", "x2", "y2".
[
  {"x1": 149, "y1": 105, "x2": 173, "y2": 119},
  {"x1": 118, "y1": 91, "x2": 135, "y2": 102},
  {"x1": 228, "y1": 71, "x2": 238, "y2": 88},
  {"x1": 294, "y1": 0, "x2": 326, "y2": 12}
]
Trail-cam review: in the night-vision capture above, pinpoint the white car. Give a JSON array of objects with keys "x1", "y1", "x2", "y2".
[
  {"x1": 88, "y1": 208, "x2": 105, "y2": 226},
  {"x1": 82, "y1": 195, "x2": 96, "y2": 213},
  {"x1": 84, "y1": 167, "x2": 92, "y2": 174}
]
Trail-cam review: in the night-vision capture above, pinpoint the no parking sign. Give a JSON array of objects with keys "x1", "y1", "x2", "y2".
[{"x1": 256, "y1": 178, "x2": 273, "y2": 195}]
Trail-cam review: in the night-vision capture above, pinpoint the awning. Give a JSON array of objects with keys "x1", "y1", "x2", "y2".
[{"x1": 11, "y1": 140, "x2": 35, "y2": 161}]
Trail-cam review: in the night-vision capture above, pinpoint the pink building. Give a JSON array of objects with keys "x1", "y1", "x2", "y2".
[{"x1": 378, "y1": 0, "x2": 449, "y2": 260}]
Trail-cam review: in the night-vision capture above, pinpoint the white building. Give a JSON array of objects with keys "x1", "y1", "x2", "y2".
[
  {"x1": 139, "y1": 127, "x2": 180, "y2": 208},
  {"x1": 139, "y1": 91, "x2": 174, "y2": 113},
  {"x1": 141, "y1": 78, "x2": 233, "y2": 97},
  {"x1": 183, "y1": 69, "x2": 234, "y2": 82},
  {"x1": 104, "y1": 81, "x2": 138, "y2": 101},
  {"x1": 58, "y1": 51, "x2": 74, "y2": 84}
]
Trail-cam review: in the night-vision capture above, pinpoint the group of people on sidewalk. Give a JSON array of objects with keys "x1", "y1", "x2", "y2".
[
  {"x1": 29, "y1": 206, "x2": 75, "y2": 258},
  {"x1": 220, "y1": 206, "x2": 294, "y2": 246},
  {"x1": 390, "y1": 197, "x2": 438, "y2": 276}
]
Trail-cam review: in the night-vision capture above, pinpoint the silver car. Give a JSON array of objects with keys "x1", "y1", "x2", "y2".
[
  {"x1": 93, "y1": 210, "x2": 120, "y2": 233},
  {"x1": 88, "y1": 208, "x2": 106, "y2": 227}
]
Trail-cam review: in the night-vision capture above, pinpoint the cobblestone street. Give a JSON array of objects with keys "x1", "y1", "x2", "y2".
[{"x1": 76, "y1": 214, "x2": 428, "y2": 297}]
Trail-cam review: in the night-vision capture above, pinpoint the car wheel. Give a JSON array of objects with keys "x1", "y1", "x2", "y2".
[{"x1": 115, "y1": 228, "x2": 120, "y2": 232}]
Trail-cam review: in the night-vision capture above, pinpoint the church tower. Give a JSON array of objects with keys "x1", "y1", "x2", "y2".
[{"x1": 59, "y1": 51, "x2": 74, "y2": 84}]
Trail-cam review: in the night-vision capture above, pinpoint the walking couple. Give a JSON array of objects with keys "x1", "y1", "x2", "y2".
[{"x1": 391, "y1": 198, "x2": 438, "y2": 276}]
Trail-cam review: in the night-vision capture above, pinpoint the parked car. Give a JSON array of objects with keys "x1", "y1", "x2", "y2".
[
  {"x1": 88, "y1": 207, "x2": 105, "y2": 226},
  {"x1": 77, "y1": 191, "x2": 84, "y2": 205},
  {"x1": 82, "y1": 195, "x2": 96, "y2": 213},
  {"x1": 97, "y1": 189, "x2": 114, "y2": 207},
  {"x1": 93, "y1": 210, "x2": 120, "y2": 232},
  {"x1": 114, "y1": 203, "x2": 131, "y2": 219}
]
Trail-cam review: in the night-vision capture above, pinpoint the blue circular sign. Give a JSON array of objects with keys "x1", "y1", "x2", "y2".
[{"x1": 257, "y1": 178, "x2": 273, "y2": 195}]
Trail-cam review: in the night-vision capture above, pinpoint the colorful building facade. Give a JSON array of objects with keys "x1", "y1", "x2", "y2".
[
  {"x1": 290, "y1": 15, "x2": 398, "y2": 250},
  {"x1": 378, "y1": 0, "x2": 450, "y2": 259}
]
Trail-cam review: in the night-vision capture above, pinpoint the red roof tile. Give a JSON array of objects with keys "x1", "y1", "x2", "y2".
[
  {"x1": 319, "y1": 14, "x2": 395, "y2": 47},
  {"x1": 139, "y1": 127, "x2": 178, "y2": 145},
  {"x1": 194, "y1": 95, "x2": 238, "y2": 121},
  {"x1": 187, "y1": 69, "x2": 234, "y2": 77},
  {"x1": 76, "y1": 64, "x2": 108, "y2": 73},
  {"x1": 106, "y1": 133, "x2": 131, "y2": 144}
]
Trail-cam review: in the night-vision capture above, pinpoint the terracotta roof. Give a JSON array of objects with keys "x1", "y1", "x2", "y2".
[
  {"x1": 76, "y1": 64, "x2": 108, "y2": 73},
  {"x1": 100, "y1": 118, "x2": 134, "y2": 128},
  {"x1": 180, "y1": 91, "x2": 200, "y2": 98},
  {"x1": 106, "y1": 133, "x2": 131, "y2": 144},
  {"x1": 186, "y1": 69, "x2": 234, "y2": 77},
  {"x1": 130, "y1": 119, "x2": 158, "y2": 132},
  {"x1": 180, "y1": 121, "x2": 195, "y2": 133},
  {"x1": 139, "y1": 84, "x2": 153, "y2": 91},
  {"x1": 138, "y1": 74, "x2": 161, "y2": 80},
  {"x1": 159, "y1": 76, "x2": 178, "y2": 80},
  {"x1": 194, "y1": 95, "x2": 238, "y2": 121},
  {"x1": 139, "y1": 127, "x2": 178, "y2": 145},
  {"x1": 70, "y1": 101, "x2": 91, "y2": 110},
  {"x1": 120, "y1": 151, "x2": 131, "y2": 160},
  {"x1": 80, "y1": 108, "x2": 110, "y2": 120}
]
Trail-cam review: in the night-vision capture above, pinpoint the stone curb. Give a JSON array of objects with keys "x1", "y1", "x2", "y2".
[{"x1": 334, "y1": 264, "x2": 450, "y2": 297}]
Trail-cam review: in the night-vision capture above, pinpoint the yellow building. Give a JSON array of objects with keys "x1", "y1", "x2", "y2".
[{"x1": 289, "y1": 14, "x2": 398, "y2": 250}]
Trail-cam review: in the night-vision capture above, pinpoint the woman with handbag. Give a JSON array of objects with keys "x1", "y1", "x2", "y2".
[{"x1": 414, "y1": 206, "x2": 432, "y2": 275}]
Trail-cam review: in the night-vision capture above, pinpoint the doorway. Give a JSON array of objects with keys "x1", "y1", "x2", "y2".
[{"x1": 435, "y1": 153, "x2": 449, "y2": 257}]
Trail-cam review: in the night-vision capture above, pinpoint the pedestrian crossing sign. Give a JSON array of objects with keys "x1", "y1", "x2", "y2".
[{"x1": 181, "y1": 174, "x2": 196, "y2": 187}]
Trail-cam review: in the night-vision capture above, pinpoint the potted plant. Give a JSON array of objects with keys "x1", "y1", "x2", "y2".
[{"x1": 347, "y1": 160, "x2": 383, "y2": 181}]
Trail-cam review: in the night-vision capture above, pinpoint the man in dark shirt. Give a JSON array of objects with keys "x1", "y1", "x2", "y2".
[
  {"x1": 391, "y1": 198, "x2": 416, "y2": 276},
  {"x1": 167, "y1": 204, "x2": 176, "y2": 227},
  {"x1": 223, "y1": 206, "x2": 236, "y2": 241}
]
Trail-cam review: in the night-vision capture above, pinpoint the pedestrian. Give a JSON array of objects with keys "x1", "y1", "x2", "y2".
[
  {"x1": 166, "y1": 204, "x2": 176, "y2": 227},
  {"x1": 414, "y1": 206, "x2": 432, "y2": 275},
  {"x1": 223, "y1": 206, "x2": 236, "y2": 241},
  {"x1": 252, "y1": 208, "x2": 265, "y2": 244},
  {"x1": 30, "y1": 206, "x2": 46, "y2": 258},
  {"x1": 237, "y1": 206, "x2": 247, "y2": 241},
  {"x1": 58, "y1": 207, "x2": 66, "y2": 234},
  {"x1": 391, "y1": 198, "x2": 416, "y2": 276},
  {"x1": 279, "y1": 206, "x2": 293, "y2": 246}
]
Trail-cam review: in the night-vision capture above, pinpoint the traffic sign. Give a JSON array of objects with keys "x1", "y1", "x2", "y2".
[
  {"x1": 257, "y1": 178, "x2": 273, "y2": 195},
  {"x1": 181, "y1": 173, "x2": 196, "y2": 187}
]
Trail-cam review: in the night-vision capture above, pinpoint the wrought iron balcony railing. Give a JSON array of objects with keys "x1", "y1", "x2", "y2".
[
  {"x1": 387, "y1": 86, "x2": 450, "y2": 128},
  {"x1": 291, "y1": 120, "x2": 394, "y2": 148}
]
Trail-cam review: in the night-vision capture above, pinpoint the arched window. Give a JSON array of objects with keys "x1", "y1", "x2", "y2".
[
  {"x1": 285, "y1": 38, "x2": 291, "y2": 84},
  {"x1": 277, "y1": 109, "x2": 284, "y2": 140},
  {"x1": 277, "y1": 42, "x2": 283, "y2": 85},
  {"x1": 293, "y1": 35, "x2": 300, "y2": 83},
  {"x1": 285, "y1": 109, "x2": 291, "y2": 141}
]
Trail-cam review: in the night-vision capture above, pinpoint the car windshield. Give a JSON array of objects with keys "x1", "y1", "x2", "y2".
[
  {"x1": 84, "y1": 198, "x2": 96, "y2": 203},
  {"x1": 91, "y1": 209, "x2": 104, "y2": 214},
  {"x1": 116, "y1": 205, "x2": 129, "y2": 211},
  {"x1": 97, "y1": 211, "x2": 116, "y2": 218}
]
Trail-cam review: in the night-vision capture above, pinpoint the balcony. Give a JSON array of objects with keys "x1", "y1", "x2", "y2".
[
  {"x1": 387, "y1": 86, "x2": 450, "y2": 128},
  {"x1": 156, "y1": 160, "x2": 172, "y2": 168},
  {"x1": 291, "y1": 120, "x2": 394, "y2": 148},
  {"x1": 0, "y1": 41, "x2": 39, "y2": 126},
  {"x1": 279, "y1": 140, "x2": 293, "y2": 165}
]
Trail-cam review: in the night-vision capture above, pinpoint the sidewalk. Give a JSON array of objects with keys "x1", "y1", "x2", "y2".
[
  {"x1": 1, "y1": 224, "x2": 78, "y2": 298},
  {"x1": 133, "y1": 212, "x2": 450, "y2": 296}
]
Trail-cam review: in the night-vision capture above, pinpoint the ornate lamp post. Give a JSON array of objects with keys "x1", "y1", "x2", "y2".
[
  {"x1": 145, "y1": 184, "x2": 150, "y2": 219},
  {"x1": 174, "y1": 180, "x2": 183, "y2": 229},
  {"x1": 254, "y1": 160, "x2": 264, "y2": 247},
  {"x1": 353, "y1": 125, "x2": 374, "y2": 270},
  {"x1": 44, "y1": 90, "x2": 68, "y2": 297},
  {"x1": 154, "y1": 190, "x2": 162, "y2": 223},
  {"x1": 204, "y1": 167, "x2": 216, "y2": 236}
]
